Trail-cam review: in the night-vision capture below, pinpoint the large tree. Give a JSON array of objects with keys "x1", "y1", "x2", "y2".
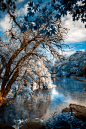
[{"x1": 0, "y1": 0, "x2": 69, "y2": 107}]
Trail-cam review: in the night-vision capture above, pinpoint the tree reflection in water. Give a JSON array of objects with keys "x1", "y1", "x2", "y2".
[{"x1": 0, "y1": 90, "x2": 51, "y2": 126}]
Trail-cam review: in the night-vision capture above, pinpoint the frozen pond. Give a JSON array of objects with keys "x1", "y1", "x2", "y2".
[{"x1": 0, "y1": 77, "x2": 86, "y2": 127}]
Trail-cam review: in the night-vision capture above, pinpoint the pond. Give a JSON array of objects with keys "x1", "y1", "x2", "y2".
[{"x1": 0, "y1": 77, "x2": 86, "y2": 127}]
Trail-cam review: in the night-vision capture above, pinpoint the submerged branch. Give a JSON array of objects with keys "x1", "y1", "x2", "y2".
[{"x1": 70, "y1": 75, "x2": 86, "y2": 82}]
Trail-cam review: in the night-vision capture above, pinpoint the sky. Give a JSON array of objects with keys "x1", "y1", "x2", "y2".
[{"x1": 0, "y1": 0, "x2": 86, "y2": 57}]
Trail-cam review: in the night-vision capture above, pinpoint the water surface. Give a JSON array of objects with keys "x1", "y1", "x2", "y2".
[{"x1": 0, "y1": 77, "x2": 86, "y2": 127}]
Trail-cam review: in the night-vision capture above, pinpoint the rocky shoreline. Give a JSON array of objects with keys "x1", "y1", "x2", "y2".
[
  {"x1": 1, "y1": 103, "x2": 86, "y2": 129},
  {"x1": 0, "y1": 122, "x2": 46, "y2": 129}
]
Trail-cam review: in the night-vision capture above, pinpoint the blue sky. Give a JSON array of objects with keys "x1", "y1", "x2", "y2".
[{"x1": 0, "y1": 0, "x2": 86, "y2": 57}]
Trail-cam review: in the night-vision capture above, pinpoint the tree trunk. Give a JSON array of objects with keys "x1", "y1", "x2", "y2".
[
  {"x1": 0, "y1": 91, "x2": 5, "y2": 106},
  {"x1": 0, "y1": 70, "x2": 27, "y2": 106}
]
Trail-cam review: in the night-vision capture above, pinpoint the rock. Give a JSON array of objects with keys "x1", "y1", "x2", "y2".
[
  {"x1": 62, "y1": 104, "x2": 86, "y2": 122},
  {"x1": 19, "y1": 122, "x2": 47, "y2": 129},
  {"x1": 0, "y1": 123, "x2": 15, "y2": 129},
  {"x1": 62, "y1": 107, "x2": 72, "y2": 113},
  {"x1": 69, "y1": 104, "x2": 86, "y2": 121}
]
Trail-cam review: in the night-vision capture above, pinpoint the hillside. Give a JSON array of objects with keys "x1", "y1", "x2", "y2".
[{"x1": 55, "y1": 51, "x2": 86, "y2": 77}]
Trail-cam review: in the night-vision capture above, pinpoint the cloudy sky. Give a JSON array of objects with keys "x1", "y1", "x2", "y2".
[{"x1": 0, "y1": 0, "x2": 86, "y2": 57}]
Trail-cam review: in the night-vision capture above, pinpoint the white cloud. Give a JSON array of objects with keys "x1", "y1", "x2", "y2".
[
  {"x1": 63, "y1": 51, "x2": 75, "y2": 56},
  {"x1": 0, "y1": 3, "x2": 28, "y2": 32},
  {"x1": 62, "y1": 13, "x2": 86, "y2": 43},
  {"x1": 18, "y1": 0, "x2": 24, "y2": 2},
  {"x1": 16, "y1": 3, "x2": 28, "y2": 16},
  {"x1": 0, "y1": 14, "x2": 11, "y2": 32},
  {"x1": 62, "y1": 48, "x2": 85, "y2": 56},
  {"x1": 79, "y1": 49, "x2": 85, "y2": 52},
  {"x1": 57, "y1": 48, "x2": 76, "y2": 57}
]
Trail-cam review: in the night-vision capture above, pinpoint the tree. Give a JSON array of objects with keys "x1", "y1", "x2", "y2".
[
  {"x1": 82, "y1": 66, "x2": 86, "y2": 77},
  {"x1": 0, "y1": 0, "x2": 69, "y2": 107}
]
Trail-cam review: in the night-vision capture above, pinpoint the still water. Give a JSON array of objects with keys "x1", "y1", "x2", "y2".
[{"x1": 0, "y1": 77, "x2": 86, "y2": 127}]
